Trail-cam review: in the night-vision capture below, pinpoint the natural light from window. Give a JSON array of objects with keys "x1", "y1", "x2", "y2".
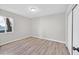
[{"x1": 0, "y1": 16, "x2": 5, "y2": 33}]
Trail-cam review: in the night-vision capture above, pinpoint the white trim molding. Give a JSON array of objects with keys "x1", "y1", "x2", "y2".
[
  {"x1": 32, "y1": 36, "x2": 65, "y2": 44},
  {"x1": 0, "y1": 35, "x2": 65, "y2": 46},
  {"x1": 0, "y1": 36, "x2": 31, "y2": 46}
]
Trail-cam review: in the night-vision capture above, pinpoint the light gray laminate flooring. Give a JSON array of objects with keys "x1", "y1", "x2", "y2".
[{"x1": 0, "y1": 37, "x2": 69, "y2": 55}]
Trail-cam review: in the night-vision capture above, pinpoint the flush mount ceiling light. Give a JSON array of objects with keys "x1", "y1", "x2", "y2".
[
  {"x1": 30, "y1": 8, "x2": 36, "y2": 12},
  {"x1": 28, "y1": 6, "x2": 40, "y2": 13}
]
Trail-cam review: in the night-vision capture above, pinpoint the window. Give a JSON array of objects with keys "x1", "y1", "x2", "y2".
[
  {"x1": 0, "y1": 16, "x2": 13, "y2": 33},
  {"x1": 0, "y1": 16, "x2": 5, "y2": 33}
]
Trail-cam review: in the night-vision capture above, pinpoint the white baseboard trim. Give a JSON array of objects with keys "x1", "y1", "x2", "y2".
[
  {"x1": 0, "y1": 36, "x2": 31, "y2": 46},
  {"x1": 32, "y1": 36, "x2": 65, "y2": 44},
  {"x1": 0, "y1": 35, "x2": 65, "y2": 46}
]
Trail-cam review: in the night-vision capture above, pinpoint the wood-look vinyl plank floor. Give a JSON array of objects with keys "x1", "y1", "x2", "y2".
[{"x1": 0, "y1": 37, "x2": 70, "y2": 55}]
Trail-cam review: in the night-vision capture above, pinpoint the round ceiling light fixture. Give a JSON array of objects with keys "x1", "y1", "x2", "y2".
[
  {"x1": 30, "y1": 8, "x2": 36, "y2": 12},
  {"x1": 28, "y1": 6, "x2": 39, "y2": 13}
]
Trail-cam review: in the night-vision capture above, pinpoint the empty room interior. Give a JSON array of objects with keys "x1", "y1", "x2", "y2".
[{"x1": 0, "y1": 4, "x2": 79, "y2": 55}]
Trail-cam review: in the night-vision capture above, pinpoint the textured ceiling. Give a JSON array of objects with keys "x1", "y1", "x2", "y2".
[{"x1": 0, "y1": 4, "x2": 69, "y2": 18}]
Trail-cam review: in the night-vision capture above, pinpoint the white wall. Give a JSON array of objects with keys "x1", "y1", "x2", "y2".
[
  {"x1": 67, "y1": 11, "x2": 72, "y2": 54},
  {"x1": 32, "y1": 13, "x2": 65, "y2": 43},
  {"x1": 65, "y1": 5, "x2": 73, "y2": 47},
  {"x1": 0, "y1": 9, "x2": 31, "y2": 45},
  {"x1": 0, "y1": 9, "x2": 66, "y2": 46}
]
